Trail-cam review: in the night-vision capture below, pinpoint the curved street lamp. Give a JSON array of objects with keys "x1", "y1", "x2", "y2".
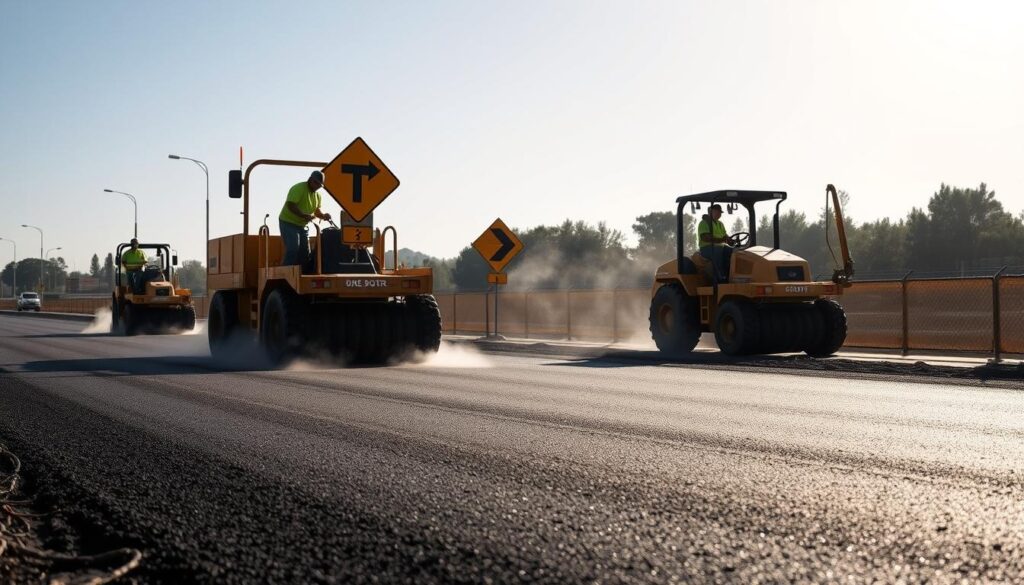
[
  {"x1": 103, "y1": 189, "x2": 138, "y2": 238},
  {"x1": 0, "y1": 237, "x2": 15, "y2": 298},
  {"x1": 168, "y1": 154, "x2": 209, "y2": 282},
  {"x1": 21, "y1": 224, "x2": 42, "y2": 291}
]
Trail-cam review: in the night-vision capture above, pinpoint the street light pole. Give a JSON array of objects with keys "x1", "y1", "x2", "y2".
[
  {"x1": 46, "y1": 246, "x2": 62, "y2": 291},
  {"x1": 21, "y1": 225, "x2": 43, "y2": 292},
  {"x1": 103, "y1": 189, "x2": 138, "y2": 238},
  {"x1": 168, "y1": 154, "x2": 209, "y2": 289},
  {"x1": 0, "y1": 237, "x2": 15, "y2": 298}
]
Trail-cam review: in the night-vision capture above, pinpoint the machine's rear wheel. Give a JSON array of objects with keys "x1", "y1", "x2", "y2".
[
  {"x1": 208, "y1": 292, "x2": 239, "y2": 357},
  {"x1": 406, "y1": 294, "x2": 442, "y2": 353},
  {"x1": 260, "y1": 288, "x2": 306, "y2": 365},
  {"x1": 805, "y1": 299, "x2": 847, "y2": 357},
  {"x1": 122, "y1": 303, "x2": 140, "y2": 336},
  {"x1": 714, "y1": 300, "x2": 759, "y2": 356},
  {"x1": 649, "y1": 283, "x2": 701, "y2": 357},
  {"x1": 180, "y1": 304, "x2": 197, "y2": 332},
  {"x1": 111, "y1": 295, "x2": 120, "y2": 332}
]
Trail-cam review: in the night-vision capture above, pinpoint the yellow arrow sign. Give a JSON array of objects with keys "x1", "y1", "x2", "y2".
[
  {"x1": 472, "y1": 218, "x2": 524, "y2": 273},
  {"x1": 321, "y1": 137, "x2": 399, "y2": 222}
]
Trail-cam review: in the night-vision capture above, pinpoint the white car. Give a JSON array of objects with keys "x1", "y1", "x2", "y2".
[{"x1": 17, "y1": 292, "x2": 41, "y2": 311}]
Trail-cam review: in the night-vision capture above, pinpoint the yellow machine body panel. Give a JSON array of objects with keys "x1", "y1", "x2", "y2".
[{"x1": 117, "y1": 280, "x2": 193, "y2": 308}]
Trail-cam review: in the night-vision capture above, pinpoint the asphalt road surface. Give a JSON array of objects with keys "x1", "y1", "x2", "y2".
[{"x1": 2, "y1": 314, "x2": 1023, "y2": 583}]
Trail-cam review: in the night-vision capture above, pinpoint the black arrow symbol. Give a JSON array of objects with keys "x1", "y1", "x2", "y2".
[
  {"x1": 489, "y1": 228, "x2": 516, "y2": 262},
  {"x1": 341, "y1": 161, "x2": 380, "y2": 203}
]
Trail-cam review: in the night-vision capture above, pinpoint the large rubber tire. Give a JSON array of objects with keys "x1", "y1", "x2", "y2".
[
  {"x1": 111, "y1": 295, "x2": 120, "y2": 332},
  {"x1": 406, "y1": 295, "x2": 442, "y2": 354},
  {"x1": 122, "y1": 303, "x2": 140, "y2": 336},
  {"x1": 649, "y1": 283, "x2": 701, "y2": 357},
  {"x1": 757, "y1": 303, "x2": 820, "y2": 355},
  {"x1": 260, "y1": 288, "x2": 307, "y2": 365},
  {"x1": 208, "y1": 292, "x2": 240, "y2": 357},
  {"x1": 805, "y1": 299, "x2": 847, "y2": 357},
  {"x1": 180, "y1": 304, "x2": 197, "y2": 332},
  {"x1": 714, "y1": 300, "x2": 759, "y2": 356}
]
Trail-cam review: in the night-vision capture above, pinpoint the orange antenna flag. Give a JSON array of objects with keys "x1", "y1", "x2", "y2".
[{"x1": 239, "y1": 146, "x2": 244, "y2": 170}]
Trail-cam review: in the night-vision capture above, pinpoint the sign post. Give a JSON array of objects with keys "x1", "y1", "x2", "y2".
[{"x1": 473, "y1": 219, "x2": 523, "y2": 340}]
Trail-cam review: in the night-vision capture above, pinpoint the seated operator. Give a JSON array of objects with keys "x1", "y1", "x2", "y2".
[
  {"x1": 121, "y1": 238, "x2": 147, "y2": 294},
  {"x1": 698, "y1": 204, "x2": 739, "y2": 282},
  {"x1": 279, "y1": 170, "x2": 332, "y2": 267}
]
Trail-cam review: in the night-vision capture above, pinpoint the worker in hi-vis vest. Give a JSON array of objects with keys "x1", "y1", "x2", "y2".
[
  {"x1": 121, "y1": 238, "x2": 147, "y2": 293},
  {"x1": 698, "y1": 204, "x2": 736, "y2": 281},
  {"x1": 279, "y1": 170, "x2": 332, "y2": 267}
]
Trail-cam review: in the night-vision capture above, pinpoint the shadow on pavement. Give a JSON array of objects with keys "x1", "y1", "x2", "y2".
[
  {"x1": 542, "y1": 350, "x2": 1024, "y2": 382},
  {"x1": 19, "y1": 333, "x2": 115, "y2": 339},
  {"x1": 16, "y1": 353, "x2": 390, "y2": 377},
  {"x1": 17, "y1": 355, "x2": 275, "y2": 376},
  {"x1": 542, "y1": 350, "x2": 798, "y2": 369}
]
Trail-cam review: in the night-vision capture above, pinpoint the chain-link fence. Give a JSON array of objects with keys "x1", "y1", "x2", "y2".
[
  {"x1": 0, "y1": 296, "x2": 210, "y2": 319},
  {"x1": 437, "y1": 269, "x2": 1024, "y2": 358},
  {"x1": 3, "y1": 272, "x2": 1022, "y2": 358}
]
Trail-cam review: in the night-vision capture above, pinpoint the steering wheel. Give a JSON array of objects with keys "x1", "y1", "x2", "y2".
[{"x1": 728, "y1": 232, "x2": 751, "y2": 247}]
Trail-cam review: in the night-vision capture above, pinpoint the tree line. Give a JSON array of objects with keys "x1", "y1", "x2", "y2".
[{"x1": 421, "y1": 182, "x2": 1024, "y2": 291}]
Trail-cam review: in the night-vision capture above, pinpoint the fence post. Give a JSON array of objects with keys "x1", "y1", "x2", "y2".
[
  {"x1": 566, "y1": 289, "x2": 572, "y2": 341},
  {"x1": 991, "y1": 266, "x2": 1007, "y2": 364},
  {"x1": 485, "y1": 288, "x2": 490, "y2": 338},
  {"x1": 524, "y1": 291, "x2": 529, "y2": 340},
  {"x1": 900, "y1": 271, "x2": 913, "y2": 356}
]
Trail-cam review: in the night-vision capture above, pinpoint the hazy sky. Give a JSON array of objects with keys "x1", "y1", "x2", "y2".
[{"x1": 2, "y1": 0, "x2": 1022, "y2": 271}]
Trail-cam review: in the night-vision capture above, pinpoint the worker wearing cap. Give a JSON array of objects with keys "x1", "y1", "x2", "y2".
[
  {"x1": 121, "y1": 238, "x2": 147, "y2": 293},
  {"x1": 698, "y1": 204, "x2": 734, "y2": 281},
  {"x1": 279, "y1": 171, "x2": 332, "y2": 266}
]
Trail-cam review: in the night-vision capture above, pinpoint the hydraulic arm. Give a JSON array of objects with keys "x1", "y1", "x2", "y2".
[{"x1": 826, "y1": 183, "x2": 855, "y2": 286}]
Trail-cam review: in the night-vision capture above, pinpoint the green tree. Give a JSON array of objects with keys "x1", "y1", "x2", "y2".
[
  {"x1": 904, "y1": 183, "x2": 1024, "y2": 271},
  {"x1": 175, "y1": 260, "x2": 206, "y2": 292},
  {"x1": 4, "y1": 258, "x2": 49, "y2": 292},
  {"x1": 848, "y1": 218, "x2": 907, "y2": 274},
  {"x1": 423, "y1": 257, "x2": 455, "y2": 291},
  {"x1": 102, "y1": 253, "x2": 115, "y2": 288},
  {"x1": 89, "y1": 253, "x2": 101, "y2": 277},
  {"x1": 451, "y1": 246, "x2": 491, "y2": 291},
  {"x1": 631, "y1": 211, "x2": 697, "y2": 261}
]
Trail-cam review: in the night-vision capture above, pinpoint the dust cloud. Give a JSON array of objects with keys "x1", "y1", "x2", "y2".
[
  {"x1": 178, "y1": 321, "x2": 206, "y2": 336},
  {"x1": 81, "y1": 308, "x2": 113, "y2": 334},
  {"x1": 404, "y1": 341, "x2": 491, "y2": 368}
]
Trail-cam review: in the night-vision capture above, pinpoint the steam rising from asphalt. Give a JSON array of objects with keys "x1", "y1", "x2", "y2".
[{"x1": 81, "y1": 308, "x2": 113, "y2": 334}]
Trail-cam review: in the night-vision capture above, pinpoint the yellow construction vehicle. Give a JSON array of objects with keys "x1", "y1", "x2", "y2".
[
  {"x1": 111, "y1": 243, "x2": 196, "y2": 335},
  {"x1": 649, "y1": 184, "x2": 854, "y2": 356},
  {"x1": 206, "y1": 153, "x2": 441, "y2": 364}
]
